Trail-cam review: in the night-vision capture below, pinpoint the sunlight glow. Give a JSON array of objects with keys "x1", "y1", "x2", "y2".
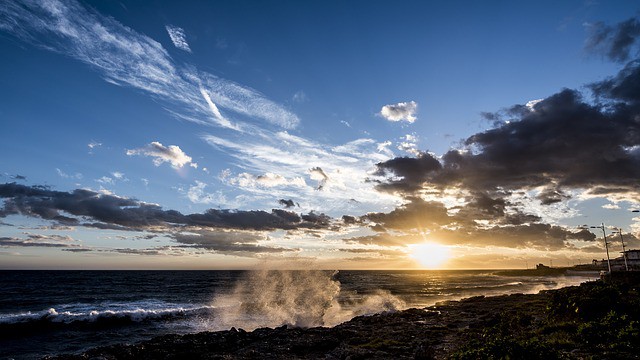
[{"x1": 409, "y1": 242, "x2": 451, "y2": 269}]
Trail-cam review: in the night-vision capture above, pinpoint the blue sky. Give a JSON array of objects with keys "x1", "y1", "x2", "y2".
[{"x1": 1, "y1": 0, "x2": 639, "y2": 269}]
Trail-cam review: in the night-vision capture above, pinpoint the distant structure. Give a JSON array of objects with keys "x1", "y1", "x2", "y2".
[
  {"x1": 593, "y1": 249, "x2": 640, "y2": 271},
  {"x1": 536, "y1": 263, "x2": 550, "y2": 270}
]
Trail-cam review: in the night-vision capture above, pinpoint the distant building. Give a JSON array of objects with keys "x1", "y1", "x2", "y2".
[{"x1": 593, "y1": 249, "x2": 640, "y2": 271}]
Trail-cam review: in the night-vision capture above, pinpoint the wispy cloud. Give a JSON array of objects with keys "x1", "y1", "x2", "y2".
[
  {"x1": 0, "y1": 0, "x2": 396, "y2": 217},
  {"x1": 0, "y1": 233, "x2": 80, "y2": 248},
  {"x1": 202, "y1": 130, "x2": 398, "y2": 214},
  {"x1": 0, "y1": 0, "x2": 299, "y2": 130},
  {"x1": 292, "y1": 90, "x2": 307, "y2": 103},
  {"x1": 165, "y1": 25, "x2": 191, "y2": 52},
  {"x1": 126, "y1": 142, "x2": 198, "y2": 169},
  {"x1": 380, "y1": 101, "x2": 418, "y2": 123},
  {"x1": 87, "y1": 141, "x2": 102, "y2": 154},
  {"x1": 56, "y1": 168, "x2": 83, "y2": 180}
]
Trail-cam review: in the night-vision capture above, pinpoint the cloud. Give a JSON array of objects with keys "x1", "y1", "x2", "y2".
[
  {"x1": 87, "y1": 141, "x2": 102, "y2": 154},
  {"x1": 372, "y1": 152, "x2": 442, "y2": 194},
  {"x1": 110, "y1": 246, "x2": 188, "y2": 256},
  {"x1": 380, "y1": 101, "x2": 418, "y2": 123},
  {"x1": 0, "y1": 233, "x2": 79, "y2": 248},
  {"x1": 227, "y1": 172, "x2": 307, "y2": 189},
  {"x1": 361, "y1": 16, "x2": 640, "y2": 251},
  {"x1": 0, "y1": 182, "x2": 334, "y2": 232},
  {"x1": 111, "y1": 172, "x2": 126, "y2": 180},
  {"x1": 362, "y1": 197, "x2": 452, "y2": 231},
  {"x1": 374, "y1": 84, "x2": 640, "y2": 202},
  {"x1": 586, "y1": 16, "x2": 640, "y2": 63},
  {"x1": 309, "y1": 167, "x2": 329, "y2": 190},
  {"x1": 202, "y1": 131, "x2": 396, "y2": 213},
  {"x1": 56, "y1": 168, "x2": 83, "y2": 180},
  {"x1": 397, "y1": 134, "x2": 419, "y2": 155},
  {"x1": 126, "y1": 142, "x2": 198, "y2": 169},
  {"x1": 292, "y1": 90, "x2": 307, "y2": 103},
  {"x1": 602, "y1": 203, "x2": 621, "y2": 210},
  {"x1": 0, "y1": 0, "x2": 396, "y2": 216},
  {"x1": 171, "y1": 229, "x2": 296, "y2": 256},
  {"x1": 278, "y1": 199, "x2": 297, "y2": 208},
  {"x1": 165, "y1": 25, "x2": 191, "y2": 52},
  {"x1": 0, "y1": 0, "x2": 299, "y2": 129},
  {"x1": 95, "y1": 176, "x2": 114, "y2": 185}
]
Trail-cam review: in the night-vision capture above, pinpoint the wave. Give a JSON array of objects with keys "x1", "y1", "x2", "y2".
[
  {"x1": 209, "y1": 270, "x2": 405, "y2": 331},
  {"x1": 0, "y1": 300, "x2": 215, "y2": 329}
]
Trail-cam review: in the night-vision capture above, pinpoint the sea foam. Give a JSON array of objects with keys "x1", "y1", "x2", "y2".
[{"x1": 0, "y1": 300, "x2": 214, "y2": 325}]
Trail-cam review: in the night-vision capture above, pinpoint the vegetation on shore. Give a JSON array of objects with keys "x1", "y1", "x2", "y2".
[{"x1": 450, "y1": 281, "x2": 640, "y2": 359}]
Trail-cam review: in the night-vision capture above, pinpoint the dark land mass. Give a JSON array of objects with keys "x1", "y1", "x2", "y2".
[
  {"x1": 494, "y1": 267, "x2": 571, "y2": 276},
  {"x1": 46, "y1": 280, "x2": 640, "y2": 360}
]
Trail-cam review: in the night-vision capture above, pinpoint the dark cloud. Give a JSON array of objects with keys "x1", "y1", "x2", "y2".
[
  {"x1": 436, "y1": 225, "x2": 596, "y2": 251},
  {"x1": 586, "y1": 17, "x2": 640, "y2": 63},
  {"x1": 363, "y1": 197, "x2": 451, "y2": 231},
  {"x1": 346, "y1": 233, "x2": 424, "y2": 247},
  {"x1": 109, "y1": 247, "x2": 185, "y2": 256},
  {"x1": 374, "y1": 17, "x2": 640, "y2": 207},
  {"x1": 347, "y1": 224, "x2": 596, "y2": 251},
  {"x1": 370, "y1": 76, "x2": 640, "y2": 250},
  {"x1": 372, "y1": 153, "x2": 442, "y2": 194},
  {"x1": 300, "y1": 211, "x2": 331, "y2": 226},
  {"x1": 341, "y1": 215, "x2": 357, "y2": 225},
  {"x1": 375, "y1": 84, "x2": 640, "y2": 202},
  {"x1": 10, "y1": 175, "x2": 26, "y2": 181},
  {"x1": 278, "y1": 199, "x2": 297, "y2": 208},
  {"x1": 0, "y1": 233, "x2": 79, "y2": 248},
  {"x1": 172, "y1": 230, "x2": 297, "y2": 256},
  {"x1": 0, "y1": 183, "x2": 333, "y2": 231},
  {"x1": 309, "y1": 167, "x2": 329, "y2": 190},
  {"x1": 591, "y1": 60, "x2": 640, "y2": 104},
  {"x1": 338, "y1": 248, "x2": 405, "y2": 257}
]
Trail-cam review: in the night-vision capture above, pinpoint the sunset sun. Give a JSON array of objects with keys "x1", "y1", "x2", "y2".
[{"x1": 409, "y1": 243, "x2": 452, "y2": 269}]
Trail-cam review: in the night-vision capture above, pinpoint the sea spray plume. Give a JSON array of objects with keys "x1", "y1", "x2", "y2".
[
  {"x1": 211, "y1": 270, "x2": 340, "y2": 329},
  {"x1": 210, "y1": 270, "x2": 406, "y2": 330}
]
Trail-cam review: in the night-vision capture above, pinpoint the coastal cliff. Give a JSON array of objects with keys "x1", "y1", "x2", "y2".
[{"x1": 46, "y1": 280, "x2": 639, "y2": 359}]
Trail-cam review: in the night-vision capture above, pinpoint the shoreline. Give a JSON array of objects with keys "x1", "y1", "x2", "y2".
[{"x1": 44, "y1": 279, "x2": 640, "y2": 359}]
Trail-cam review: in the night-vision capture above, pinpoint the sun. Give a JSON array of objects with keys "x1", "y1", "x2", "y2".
[{"x1": 409, "y1": 242, "x2": 451, "y2": 269}]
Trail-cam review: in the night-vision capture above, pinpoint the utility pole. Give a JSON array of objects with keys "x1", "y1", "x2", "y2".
[
  {"x1": 591, "y1": 223, "x2": 612, "y2": 274},
  {"x1": 616, "y1": 228, "x2": 629, "y2": 271}
]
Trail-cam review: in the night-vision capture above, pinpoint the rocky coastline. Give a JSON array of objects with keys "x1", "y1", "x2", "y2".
[{"x1": 46, "y1": 280, "x2": 640, "y2": 359}]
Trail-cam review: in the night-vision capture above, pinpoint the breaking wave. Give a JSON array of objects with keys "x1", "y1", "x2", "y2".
[
  {"x1": 209, "y1": 270, "x2": 405, "y2": 331},
  {"x1": 0, "y1": 300, "x2": 214, "y2": 328}
]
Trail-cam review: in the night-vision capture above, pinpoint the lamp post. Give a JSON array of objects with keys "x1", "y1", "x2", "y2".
[
  {"x1": 611, "y1": 228, "x2": 629, "y2": 271},
  {"x1": 591, "y1": 223, "x2": 612, "y2": 274}
]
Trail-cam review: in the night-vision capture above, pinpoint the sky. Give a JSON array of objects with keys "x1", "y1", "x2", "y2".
[{"x1": 1, "y1": 0, "x2": 640, "y2": 269}]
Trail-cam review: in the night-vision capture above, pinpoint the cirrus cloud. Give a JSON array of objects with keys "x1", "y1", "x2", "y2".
[{"x1": 165, "y1": 25, "x2": 191, "y2": 52}]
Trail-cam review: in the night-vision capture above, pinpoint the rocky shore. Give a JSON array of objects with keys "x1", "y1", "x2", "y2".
[{"x1": 46, "y1": 280, "x2": 639, "y2": 359}]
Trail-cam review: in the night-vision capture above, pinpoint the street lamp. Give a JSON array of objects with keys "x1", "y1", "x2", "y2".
[
  {"x1": 611, "y1": 228, "x2": 629, "y2": 271},
  {"x1": 590, "y1": 223, "x2": 612, "y2": 274}
]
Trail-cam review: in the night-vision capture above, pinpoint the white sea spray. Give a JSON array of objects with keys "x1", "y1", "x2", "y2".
[{"x1": 209, "y1": 270, "x2": 406, "y2": 330}]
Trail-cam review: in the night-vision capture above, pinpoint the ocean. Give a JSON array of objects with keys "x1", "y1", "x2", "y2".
[{"x1": 0, "y1": 270, "x2": 596, "y2": 359}]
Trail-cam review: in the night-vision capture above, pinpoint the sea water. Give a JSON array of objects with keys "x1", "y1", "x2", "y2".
[{"x1": 0, "y1": 270, "x2": 595, "y2": 359}]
